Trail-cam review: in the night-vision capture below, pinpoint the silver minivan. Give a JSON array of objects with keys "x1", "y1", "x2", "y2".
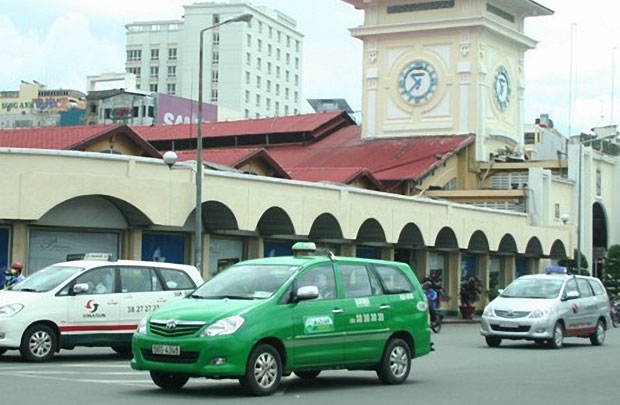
[{"x1": 480, "y1": 272, "x2": 611, "y2": 349}]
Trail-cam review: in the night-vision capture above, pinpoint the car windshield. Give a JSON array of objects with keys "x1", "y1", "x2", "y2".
[
  {"x1": 500, "y1": 278, "x2": 563, "y2": 299},
  {"x1": 191, "y1": 264, "x2": 299, "y2": 300},
  {"x1": 9, "y1": 265, "x2": 85, "y2": 293}
]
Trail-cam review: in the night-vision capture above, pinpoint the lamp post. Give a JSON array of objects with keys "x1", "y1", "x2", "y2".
[
  {"x1": 195, "y1": 13, "x2": 253, "y2": 270},
  {"x1": 575, "y1": 132, "x2": 619, "y2": 274}
]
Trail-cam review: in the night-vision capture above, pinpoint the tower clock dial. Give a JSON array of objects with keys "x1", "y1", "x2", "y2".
[
  {"x1": 494, "y1": 66, "x2": 510, "y2": 110},
  {"x1": 398, "y1": 60, "x2": 438, "y2": 104}
]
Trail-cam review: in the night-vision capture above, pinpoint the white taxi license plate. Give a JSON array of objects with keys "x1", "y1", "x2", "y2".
[
  {"x1": 152, "y1": 344, "x2": 180, "y2": 356},
  {"x1": 499, "y1": 322, "x2": 519, "y2": 328}
]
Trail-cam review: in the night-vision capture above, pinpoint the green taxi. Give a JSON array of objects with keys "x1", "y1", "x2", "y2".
[{"x1": 131, "y1": 243, "x2": 432, "y2": 396}]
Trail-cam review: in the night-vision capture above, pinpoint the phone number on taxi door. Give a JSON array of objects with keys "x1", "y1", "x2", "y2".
[{"x1": 126, "y1": 304, "x2": 160, "y2": 313}]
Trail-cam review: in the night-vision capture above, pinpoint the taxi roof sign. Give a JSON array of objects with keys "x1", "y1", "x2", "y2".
[
  {"x1": 545, "y1": 265, "x2": 567, "y2": 274},
  {"x1": 83, "y1": 253, "x2": 117, "y2": 262},
  {"x1": 292, "y1": 242, "x2": 316, "y2": 256}
]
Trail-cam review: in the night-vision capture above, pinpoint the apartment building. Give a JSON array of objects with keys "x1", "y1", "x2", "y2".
[{"x1": 125, "y1": 1, "x2": 303, "y2": 120}]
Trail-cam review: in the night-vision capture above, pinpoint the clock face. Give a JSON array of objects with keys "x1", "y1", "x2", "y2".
[
  {"x1": 494, "y1": 66, "x2": 510, "y2": 110},
  {"x1": 398, "y1": 60, "x2": 438, "y2": 104}
]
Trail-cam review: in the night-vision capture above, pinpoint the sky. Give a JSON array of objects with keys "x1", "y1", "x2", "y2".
[{"x1": 1, "y1": 0, "x2": 619, "y2": 137}]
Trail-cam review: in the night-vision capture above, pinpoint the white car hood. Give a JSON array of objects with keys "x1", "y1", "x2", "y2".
[
  {"x1": 0, "y1": 289, "x2": 47, "y2": 306},
  {"x1": 490, "y1": 296, "x2": 555, "y2": 312}
]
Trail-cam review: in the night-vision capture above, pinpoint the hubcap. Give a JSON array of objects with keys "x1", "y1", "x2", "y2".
[
  {"x1": 554, "y1": 325, "x2": 563, "y2": 347},
  {"x1": 254, "y1": 352, "x2": 277, "y2": 388},
  {"x1": 29, "y1": 330, "x2": 52, "y2": 358},
  {"x1": 389, "y1": 345, "x2": 408, "y2": 378},
  {"x1": 597, "y1": 323, "x2": 605, "y2": 343}
]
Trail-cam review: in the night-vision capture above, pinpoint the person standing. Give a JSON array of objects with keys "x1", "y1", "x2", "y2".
[{"x1": 5, "y1": 262, "x2": 25, "y2": 288}]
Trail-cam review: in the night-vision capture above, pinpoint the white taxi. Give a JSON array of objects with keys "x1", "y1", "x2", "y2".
[{"x1": 0, "y1": 254, "x2": 202, "y2": 361}]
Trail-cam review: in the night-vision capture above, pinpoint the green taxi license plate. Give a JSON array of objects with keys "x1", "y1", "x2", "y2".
[{"x1": 152, "y1": 344, "x2": 180, "y2": 356}]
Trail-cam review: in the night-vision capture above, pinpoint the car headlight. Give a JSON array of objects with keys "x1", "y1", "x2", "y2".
[
  {"x1": 0, "y1": 303, "x2": 24, "y2": 318},
  {"x1": 529, "y1": 308, "x2": 551, "y2": 319},
  {"x1": 136, "y1": 316, "x2": 148, "y2": 334},
  {"x1": 200, "y1": 315, "x2": 245, "y2": 337},
  {"x1": 482, "y1": 306, "x2": 494, "y2": 317}
]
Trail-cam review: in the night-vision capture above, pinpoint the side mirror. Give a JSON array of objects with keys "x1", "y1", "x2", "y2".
[
  {"x1": 296, "y1": 285, "x2": 320, "y2": 301},
  {"x1": 563, "y1": 290, "x2": 580, "y2": 300},
  {"x1": 73, "y1": 283, "x2": 90, "y2": 295}
]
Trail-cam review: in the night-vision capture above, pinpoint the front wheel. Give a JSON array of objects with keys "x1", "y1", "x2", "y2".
[
  {"x1": 376, "y1": 338, "x2": 411, "y2": 384},
  {"x1": 239, "y1": 344, "x2": 282, "y2": 396},
  {"x1": 589, "y1": 319, "x2": 605, "y2": 346},
  {"x1": 430, "y1": 315, "x2": 442, "y2": 333},
  {"x1": 548, "y1": 322, "x2": 564, "y2": 349},
  {"x1": 111, "y1": 345, "x2": 133, "y2": 358},
  {"x1": 485, "y1": 336, "x2": 502, "y2": 348},
  {"x1": 150, "y1": 371, "x2": 189, "y2": 391},
  {"x1": 20, "y1": 324, "x2": 57, "y2": 362}
]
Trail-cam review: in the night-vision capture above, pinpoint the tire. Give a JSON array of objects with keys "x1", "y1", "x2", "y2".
[
  {"x1": 430, "y1": 316, "x2": 442, "y2": 333},
  {"x1": 547, "y1": 322, "x2": 564, "y2": 349},
  {"x1": 111, "y1": 345, "x2": 133, "y2": 358},
  {"x1": 376, "y1": 338, "x2": 411, "y2": 385},
  {"x1": 149, "y1": 371, "x2": 189, "y2": 391},
  {"x1": 239, "y1": 344, "x2": 282, "y2": 396},
  {"x1": 485, "y1": 336, "x2": 502, "y2": 348},
  {"x1": 0, "y1": 348, "x2": 7, "y2": 356},
  {"x1": 294, "y1": 370, "x2": 321, "y2": 380},
  {"x1": 589, "y1": 319, "x2": 605, "y2": 346},
  {"x1": 20, "y1": 324, "x2": 57, "y2": 362},
  {"x1": 534, "y1": 339, "x2": 546, "y2": 346}
]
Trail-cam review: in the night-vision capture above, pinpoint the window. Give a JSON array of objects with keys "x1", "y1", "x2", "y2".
[
  {"x1": 246, "y1": 33, "x2": 252, "y2": 47},
  {"x1": 246, "y1": 52, "x2": 251, "y2": 65},
  {"x1": 168, "y1": 48, "x2": 177, "y2": 59},
  {"x1": 277, "y1": 31, "x2": 281, "y2": 42},
  {"x1": 167, "y1": 66, "x2": 176, "y2": 77},
  {"x1": 258, "y1": 21, "x2": 263, "y2": 33},
  {"x1": 276, "y1": 84, "x2": 280, "y2": 96},
  {"x1": 257, "y1": 39, "x2": 262, "y2": 51},
  {"x1": 266, "y1": 80, "x2": 271, "y2": 92},
  {"x1": 212, "y1": 51, "x2": 219, "y2": 64},
  {"x1": 269, "y1": 26, "x2": 273, "y2": 38},
  {"x1": 284, "y1": 105, "x2": 289, "y2": 115},
  {"x1": 276, "y1": 66, "x2": 280, "y2": 78},
  {"x1": 576, "y1": 278, "x2": 593, "y2": 297},
  {"x1": 150, "y1": 66, "x2": 159, "y2": 77},
  {"x1": 340, "y1": 264, "x2": 374, "y2": 298},
  {"x1": 266, "y1": 97, "x2": 271, "y2": 110},
  {"x1": 150, "y1": 48, "x2": 159, "y2": 60},
  {"x1": 213, "y1": 14, "x2": 220, "y2": 24},
  {"x1": 268, "y1": 44, "x2": 272, "y2": 56},
  {"x1": 212, "y1": 32, "x2": 220, "y2": 45},
  {"x1": 256, "y1": 76, "x2": 261, "y2": 89},
  {"x1": 277, "y1": 48, "x2": 281, "y2": 60},
  {"x1": 159, "y1": 268, "x2": 196, "y2": 290},
  {"x1": 275, "y1": 101, "x2": 280, "y2": 115},
  {"x1": 294, "y1": 91, "x2": 298, "y2": 103},
  {"x1": 267, "y1": 62, "x2": 272, "y2": 74},
  {"x1": 245, "y1": 71, "x2": 251, "y2": 84},
  {"x1": 296, "y1": 265, "x2": 337, "y2": 300},
  {"x1": 286, "y1": 53, "x2": 290, "y2": 65},
  {"x1": 167, "y1": 83, "x2": 176, "y2": 94},
  {"x1": 245, "y1": 109, "x2": 250, "y2": 118},
  {"x1": 257, "y1": 57, "x2": 262, "y2": 70},
  {"x1": 119, "y1": 267, "x2": 160, "y2": 293},
  {"x1": 149, "y1": 84, "x2": 158, "y2": 92},
  {"x1": 245, "y1": 90, "x2": 250, "y2": 103},
  {"x1": 211, "y1": 69, "x2": 219, "y2": 83},
  {"x1": 127, "y1": 49, "x2": 142, "y2": 61},
  {"x1": 256, "y1": 94, "x2": 261, "y2": 107},
  {"x1": 294, "y1": 74, "x2": 299, "y2": 86},
  {"x1": 285, "y1": 88, "x2": 289, "y2": 100},
  {"x1": 296, "y1": 40, "x2": 300, "y2": 52},
  {"x1": 286, "y1": 70, "x2": 290, "y2": 82},
  {"x1": 75, "y1": 268, "x2": 116, "y2": 294},
  {"x1": 295, "y1": 57, "x2": 299, "y2": 69},
  {"x1": 211, "y1": 89, "x2": 218, "y2": 103},
  {"x1": 287, "y1": 36, "x2": 291, "y2": 47},
  {"x1": 374, "y1": 265, "x2": 413, "y2": 293},
  {"x1": 127, "y1": 67, "x2": 141, "y2": 78}
]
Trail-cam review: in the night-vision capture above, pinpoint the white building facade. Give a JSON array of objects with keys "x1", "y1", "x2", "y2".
[{"x1": 125, "y1": 1, "x2": 303, "y2": 120}]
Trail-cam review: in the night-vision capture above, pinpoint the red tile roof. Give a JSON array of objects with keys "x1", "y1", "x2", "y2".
[
  {"x1": 136, "y1": 111, "x2": 348, "y2": 141},
  {"x1": 0, "y1": 125, "x2": 120, "y2": 149}
]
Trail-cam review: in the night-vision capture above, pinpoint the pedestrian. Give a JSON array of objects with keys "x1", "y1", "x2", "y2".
[
  {"x1": 423, "y1": 281, "x2": 439, "y2": 324},
  {"x1": 5, "y1": 261, "x2": 25, "y2": 288}
]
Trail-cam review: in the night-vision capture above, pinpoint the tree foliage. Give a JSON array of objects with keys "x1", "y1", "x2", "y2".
[
  {"x1": 604, "y1": 244, "x2": 620, "y2": 296},
  {"x1": 558, "y1": 250, "x2": 589, "y2": 276}
]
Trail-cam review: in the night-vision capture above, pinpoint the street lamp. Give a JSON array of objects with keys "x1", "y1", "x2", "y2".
[
  {"x1": 575, "y1": 132, "x2": 620, "y2": 274},
  {"x1": 195, "y1": 13, "x2": 253, "y2": 270}
]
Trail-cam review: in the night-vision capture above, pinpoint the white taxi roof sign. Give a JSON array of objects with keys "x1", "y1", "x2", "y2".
[
  {"x1": 545, "y1": 265, "x2": 567, "y2": 274},
  {"x1": 83, "y1": 253, "x2": 117, "y2": 262}
]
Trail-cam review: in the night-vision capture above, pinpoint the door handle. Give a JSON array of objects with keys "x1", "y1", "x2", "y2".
[
  {"x1": 107, "y1": 300, "x2": 119, "y2": 305},
  {"x1": 379, "y1": 304, "x2": 391, "y2": 310},
  {"x1": 332, "y1": 308, "x2": 344, "y2": 314}
]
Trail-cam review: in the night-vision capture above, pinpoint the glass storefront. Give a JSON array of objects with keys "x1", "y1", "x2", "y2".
[{"x1": 142, "y1": 233, "x2": 186, "y2": 264}]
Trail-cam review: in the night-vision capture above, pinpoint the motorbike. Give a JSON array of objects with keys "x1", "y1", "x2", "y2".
[
  {"x1": 612, "y1": 299, "x2": 620, "y2": 328},
  {"x1": 430, "y1": 311, "x2": 443, "y2": 333}
]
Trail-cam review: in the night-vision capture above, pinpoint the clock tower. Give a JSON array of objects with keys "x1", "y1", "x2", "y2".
[{"x1": 342, "y1": 0, "x2": 552, "y2": 161}]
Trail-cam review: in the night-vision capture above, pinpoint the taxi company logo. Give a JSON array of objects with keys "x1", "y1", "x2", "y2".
[
  {"x1": 83, "y1": 300, "x2": 106, "y2": 319},
  {"x1": 166, "y1": 320, "x2": 178, "y2": 330},
  {"x1": 304, "y1": 316, "x2": 334, "y2": 334},
  {"x1": 85, "y1": 300, "x2": 99, "y2": 313}
]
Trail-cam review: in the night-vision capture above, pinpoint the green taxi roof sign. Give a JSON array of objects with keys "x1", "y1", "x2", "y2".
[{"x1": 292, "y1": 242, "x2": 316, "y2": 256}]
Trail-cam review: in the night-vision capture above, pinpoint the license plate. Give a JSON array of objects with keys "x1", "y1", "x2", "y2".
[
  {"x1": 152, "y1": 344, "x2": 180, "y2": 356},
  {"x1": 499, "y1": 322, "x2": 519, "y2": 328}
]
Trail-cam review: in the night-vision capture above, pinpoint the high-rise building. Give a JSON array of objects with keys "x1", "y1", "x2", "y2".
[{"x1": 125, "y1": 1, "x2": 303, "y2": 120}]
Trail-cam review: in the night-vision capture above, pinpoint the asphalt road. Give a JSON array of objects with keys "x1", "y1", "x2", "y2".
[{"x1": 1, "y1": 323, "x2": 618, "y2": 405}]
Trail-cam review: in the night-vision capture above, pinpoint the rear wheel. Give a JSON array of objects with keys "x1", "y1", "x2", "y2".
[
  {"x1": 0, "y1": 348, "x2": 7, "y2": 356},
  {"x1": 485, "y1": 336, "x2": 502, "y2": 348},
  {"x1": 20, "y1": 324, "x2": 57, "y2": 362},
  {"x1": 376, "y1": 338, "x2": 411, "y2": 384},
  {"x1": 547, "y1": 322, "x2": 564, "y2": 349},
  {"x1": 239, "y1": 344, "x2": 282, "y2": 396},
  {"x1": 589, "y1": 319, "x2": 605, "y2": 346},
  {"x1": 294, "y1": 370, "x2": 321, "y2": 380},
  {"x1": 150, "y1": 371, "x2": 189, "y2": 391}
]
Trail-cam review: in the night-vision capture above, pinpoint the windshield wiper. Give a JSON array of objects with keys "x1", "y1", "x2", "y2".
[
  {"x1": 14, "y1": 288, "x2": 39, "y2": 292},
  {"x1": 205, "y1": 295, "x2": 253, "y2": 300}
]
